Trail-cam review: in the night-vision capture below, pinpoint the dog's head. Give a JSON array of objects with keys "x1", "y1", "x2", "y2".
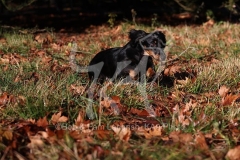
[
  {"x1": 140, "y1": 31, "x2": 166, "y2": 61},
  {"x1": 129, "y1": 29, "x2": 166, "y2": 61},
  {"x1": 129, "y1": 29, "x2": 148, "y2": 47}
]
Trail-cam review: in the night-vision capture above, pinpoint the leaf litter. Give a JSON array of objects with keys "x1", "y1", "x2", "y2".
[{"x1": 0, "y1": 22, "x2": 240, "y2": 159}]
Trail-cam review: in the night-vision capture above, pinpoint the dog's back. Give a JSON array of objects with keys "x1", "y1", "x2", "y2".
[
  {"x1": 88, "y1": 47, "x2": 122, "y2": 83},
  {"x1": 88, "y1": 29, "x2": 166, "y2": 84}
]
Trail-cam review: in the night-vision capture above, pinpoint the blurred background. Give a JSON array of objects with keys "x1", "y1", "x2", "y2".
[{"x1": 0, "y1": 0, "x2": 240, "y2": 31}]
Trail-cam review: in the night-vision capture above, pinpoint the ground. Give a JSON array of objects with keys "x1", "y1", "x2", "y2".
[{"x1": 0, "y1": 20, "x2": 240, "y2": 159}]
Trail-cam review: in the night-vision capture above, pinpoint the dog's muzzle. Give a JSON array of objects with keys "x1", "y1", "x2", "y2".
[{"x1": 143, "y1": 48, "x2": 166, "y2": 62}]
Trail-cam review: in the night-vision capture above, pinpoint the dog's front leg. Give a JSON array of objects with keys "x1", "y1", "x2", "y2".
[{"x1": 145, "y1": 56, "x2": 156, "y2": 82}]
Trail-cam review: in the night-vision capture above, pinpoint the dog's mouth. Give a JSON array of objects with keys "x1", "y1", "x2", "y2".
[
  {"x1": 143, "y1": 50, "x2": 161, "y2": 65},
  {"x1": 143, "y1": 50, "x2": 160, "y2": 60}
]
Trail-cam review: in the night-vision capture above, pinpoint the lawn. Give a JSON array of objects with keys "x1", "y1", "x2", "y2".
[{"x1": 0, "y1": 21, "x2": 240, "y2": 159}]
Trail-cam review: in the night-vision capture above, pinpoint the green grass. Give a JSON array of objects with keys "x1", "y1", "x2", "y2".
[{"x1": 0, "y1": 22, "x2": 240, "y2": 159}]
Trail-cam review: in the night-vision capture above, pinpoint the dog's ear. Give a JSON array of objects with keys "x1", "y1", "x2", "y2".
[
  {"x1": 155, "y1": 31, "x2": 166, "y2": 46},
  {"x1": 129, "y1": 29, "x2": 146, "y2": 43}
]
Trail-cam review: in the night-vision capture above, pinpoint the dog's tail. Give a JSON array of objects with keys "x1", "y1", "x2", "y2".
[{"x1": 69, "y1": 42, "x2": 88, "y2": 73}]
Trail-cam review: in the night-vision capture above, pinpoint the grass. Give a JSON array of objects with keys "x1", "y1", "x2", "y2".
[{"x1": 0, "y1": 22, "x2": 240, "y2": 159}]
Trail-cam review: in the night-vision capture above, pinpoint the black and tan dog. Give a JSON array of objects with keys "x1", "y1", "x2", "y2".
[{"x1": 88, "y1": 29, "x2": 166, "y2": 83}]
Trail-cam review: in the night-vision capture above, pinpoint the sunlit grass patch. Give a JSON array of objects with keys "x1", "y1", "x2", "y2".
[
  {"x1": 0, "y1": 30, "x2": 34, "y2": 55},
  {"x1": 186, "y1": 57, "x2": 240, "y2": 93}
]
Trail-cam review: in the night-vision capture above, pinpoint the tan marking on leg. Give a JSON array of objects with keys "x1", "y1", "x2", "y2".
[
  {"x1": 143, "y1": 50, "x2": 149, "y2": 56},
  {"x1": 148, "y1": 50, "x2": 160, "y2": 60},
  {"x1": 146, "y1": 67, "x2": 155, "y2": 78},
  {"x1": 129, "y1": 69, "x2": 138, "y2": 80},
  {"x1": 143, "y1": 50, "x2": 160, "y2": 65}
]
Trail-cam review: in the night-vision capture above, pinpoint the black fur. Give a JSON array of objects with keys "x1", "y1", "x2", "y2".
[{"x1": 88, "y1": 29, "x2": 166, "y2": 83}]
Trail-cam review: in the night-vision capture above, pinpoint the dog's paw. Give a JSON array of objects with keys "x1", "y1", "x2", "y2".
[{"x1": 129, "y1": 69, "x2": 138, "y2": 80}]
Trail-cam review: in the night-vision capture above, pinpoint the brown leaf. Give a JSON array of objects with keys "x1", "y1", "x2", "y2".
[
  {"x1": 164, "y1": 65, "x2": 181, "y2": 76},
  {"x1": 111, "y1": 96, "x2": 120, "y2": 104},
  {"x1": 75, "y1": 111, "x2": 85, "y2": 126},
  {"x1": 0, "y1": 58, "x2": 10, "y2": 64},
  {"x1": 219, "y1": 85, "x2": 230, "y2": 98},
  {"x1": 172, "y1": 12, "x2": 193, "y2": 19},
  {"x1": 35, "y1": 33, "x2": 53, "y2": 44},
  {"x1": 36, "y1": 116, "x2": 48, "y2": 127},
  {"x1": 0, "y1": 92, "x2": 8, "y2": 106},
  {"x1": 226, "y1": 145, "x2": 240, "y2": 160},
  {"x1": 27, "y1": 135, "x2": 44, "y2": 148},
  {"x1": 41, "y1": 56, "x2": 52, "y2": 64},
  {"x1": 143, "y1": 125, "x2": 163, "y2": 139},
  {"x1": 35, "y1": 34, "x2": 44, "y2": 43},
  {"x1": 100, "y1": 96, "x2": 121, "y2": 113},
  {"x1": 194, "y1": 132, "x2": 209, "y2": 151},
  {"x1": 0, "y1": 37, "x2": 7, "y2": 44},
  {"x1": 169, "y1": 131, "x2": 181, "y2": 143},
  {"x1": 47, "y1": 34, "x2": 53, "y2": 43},
  {"x1": 94, "y1": 130, "x2": 113, "y2": 140},
  {"x1": 51, "y1": 43, "x2": 61, "y2": 50},
  {"x1": 222, "y1": 94, "x2": 240, "y2": 106},
  {"x1": 51, "y1": 111, "x2": 68, "y2": 125},
  {"x1": 36, "y1": 50, "x2": 46, "y2": 56},
  {"x1": 203, "y1": 19, "x2": 215, "y2": 27},
  {"x1": 1, "y1": 130, "x2": 13, "y2": 140},
  {"x1": 14, "y1": 74, "x2": 22, "y2": 83},
  {"x1": 129, "y1": 108, "x2": 151, "y2": 116},
  {"x1": 58, "y1": 116, "x2": 68, "y2": 123},
  {"x1": 111, "y1": 125, "x2": 131, "y2": 141},
  {"x1": 70, "y1": 84, "x2": 85, "y2": 95},
  {"x1": 179, "y1": 133, "x2": 193, "y2": 144}
]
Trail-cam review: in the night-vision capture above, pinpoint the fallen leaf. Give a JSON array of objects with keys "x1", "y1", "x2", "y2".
[
  {"x1": 225, "y1": 145, "x2": 240, "y2": 160},
  {"x1": 222, "y1": 94, "x2": 240, "y2": 106},
  {"x1": 1, "y1": 130, "x2": 13, "y2": 140},
  {"x1": 179, "y1": 133, "x2": 193, "y2": 144},
  {"x1": 70, "y1": 84, "x2": 85, "y2": 95},
  {"x1": 169, "y1": 131, "x2": 181, "y2": 143},
  {"x1": 75, "y1": 111, "x2": 85, "y2": 126},
  {"x1": 100, "y1": 96, "x2": 121, "y2": 115},
  {"x1": 47, "y1": 34, "x2": 53, "y2": 43},
  {"x1": 203, "y1": 19, "x2": 215, "y2": 27},
  {"x1": 176, "y1": 77, "x2": 190, "y2": 88},
  {"x1": 51, "y1": 111, "x2": 68, "y2": 125},
  {"x1": 194, "y1": 132, "x2": 209, "y2": 151},
  {"x1": 41, "y1": 56, "x2": 52, "y2": 64},
  {"x1": 35, "y1": 33, "x2": 53, "y2": 44},
  {"x1": 0, "y1": 37, "x2": 7, "y2": 44},
  {"x1": 94, "y1": 130, "x2": 113, "y2": 140},
  {"x1": 0, "y1": 58, "x2": 10, "y2": 64},
  {"x1": 35, "y1": 34, "x2": 44, "y2": 43},
  {"x1": 36, "y1": 50, "x2": 46, "y2": 56},
  {"x1": 111, "y1": 96, "x2": 120, "y2": 104},
  {"x1": 164, "y1": 65, "x2": 181, "y2": 76},
  {"x1": 27, "y1": 135, "x2": 44, "y2": 148},
  {"x1": 219, "y1": 85, "x2": 230, "y2": 98},
  {"x1": 0, "y1": 92, "x2": 8, "y2": 106},
  {"x1": 129, "y1": 108, "x2": 150, "y2": 116},
  {"x1": 172, "y1": 12, "x2": 193, "y2": 19},
  {"x1": 51, "y1": 43, "x2": 61, "y2": 50},
  {"x1": 198, "y1": 37, "x2": 210, "y2": 46},
  {"x1": 36, "y1": 116, "x2": 48, "y2": 128},
  {"x1": 111, "y1": 125, "x2": 131, "y2": 141},
  {"x1": 143, "y1": 125, "x2": 163, "y2": 139}
]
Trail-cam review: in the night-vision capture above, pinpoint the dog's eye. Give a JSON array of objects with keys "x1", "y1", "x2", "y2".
[{"x1": 152, "y1": 40, "x2": 157, "y2": 47}]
